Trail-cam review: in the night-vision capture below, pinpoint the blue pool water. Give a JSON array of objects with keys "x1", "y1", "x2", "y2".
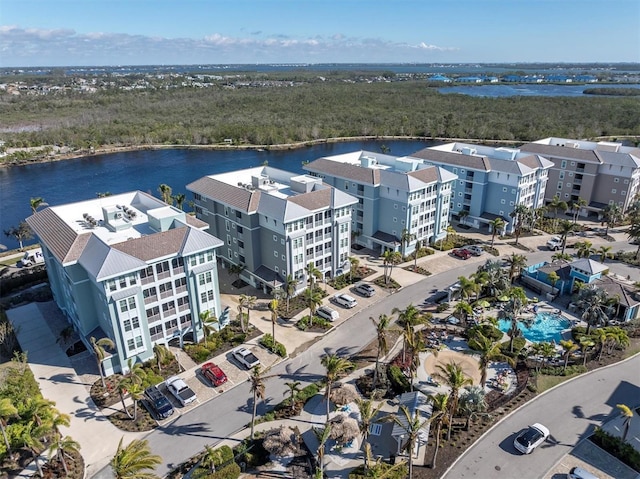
[{"x1": 498, "y1": 312, "x2": 570, "y2": 343}]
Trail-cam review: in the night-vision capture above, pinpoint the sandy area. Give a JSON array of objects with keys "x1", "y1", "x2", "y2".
[{"x1": 424, "y1": 349, "x2": 482, "y2": 386}]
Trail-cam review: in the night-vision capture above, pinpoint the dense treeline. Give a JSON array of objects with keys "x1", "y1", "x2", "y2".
[{"x1": 1, "y1": 81, "x2": 639, "y2": 149}]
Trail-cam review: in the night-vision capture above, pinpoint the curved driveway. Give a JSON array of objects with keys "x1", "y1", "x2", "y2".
[{"x1": 443, "y1": 354, "x2": 640, "y2": 478}]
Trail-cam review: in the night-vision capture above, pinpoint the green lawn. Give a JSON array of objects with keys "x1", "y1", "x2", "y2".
[{"x1": 536, "y1": 372, "x2": 582, "y2": 393}]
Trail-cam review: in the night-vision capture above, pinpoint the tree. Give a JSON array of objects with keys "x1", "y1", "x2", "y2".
[
  {"x1": 497, "y1": 291, "x2": 528, "y2": 353},
  {"x1": 18, "y1": 421, "x2": 47, "y2": 478},
  {"x1": 355, "y1": 398, "x2": 384, "y2": 469},
  {"x1": 548, "y1": 195, "x2": 568, "y2": 220},
  {"x1": 557, "y1": 219, "x2": 575, "y2": 254},
  {"x1": 577, "y1": 287, "x2": 609, "y2": 334},
  {"x1": 510, "y1": 204, "x2": 528, "y2": 245},
  {"x1": 489, "y1": 218, "x2": 505, "y2": 247},
  {"x1": 412, "y1": 239, "x2": 422, "y2": 271},
  {"x1": 571, "y1": 198, "x2": 587, "y2": 224},
  {"x1": 111, "y1": 437, "x2": 161, "y2": 479},
  {"x1": 458, "y1": 386, "x2": 487, "y2": 430},
  {"x1": 283, "y1": 274, "x2": 296, "y2": 313},
  {"x1": 4, "y1": 221, "x2": 34, "y2": 250},
  {"x1": 48, "y1": 435, "x2": 81, "y2": 476},
  {"x1": 370, "y1": 314, "x2": 391, "y2": 388},
  {"x1": 129, "y1": 382, "x2": 144, "y2": 421},
  {"x1": 596, "y1": 245, "x2": 614, "y2": 263},
  {"x1": 0, "y1": 397, "x2": 17, "y2": 454},
  {"x1": 574, "y1": 240, "x2": 595, "y2": 259},
  {"x1": 30, "y1": 197, "x2": 49, "y2": 214},
  {"x1": 385, "y1": 404, "x2": 440, "y2": 479},
  {"x1": 551, "y1": 251, "x2": 573, "y2": 262},
  {"x1": 158, "y1": 184, "x2": 173, "y2": 205},
  {"x1": 626, "y1": 219, "x2": 640, "y2": 260},
  {"x1": 283, "y1": 381, "x2": 301, "y2": 414},
  {"x1": 321, "y1": 354, "x2": 354, "y2": 422},
  {"x1": 153, "y1": 343, "x2": 172, "y2": 373},
  {"x1": 238, "y1": 294, "x2": 256, "y2": 332},
  {"x1": 91, "y1": 336, "x2": 115, "y2": 388},
  {"x1": 172, "y1": 193, "x2": 186, "y2": 210},
  {"x1": 200, "y1": 445, "x2": 222, "y2": 474},
  {"x1": 602, "y1": 203, "x2": 622, "y2": 237},
  {"x1": 382, "y1": 250, "x2": 402, "y2": 285},
  {"x1": 305, "y1": 262, "x2": 322, "y2": 290},
  {"x1": 400, "y1": 228, "x2": 416, "y2": 258},
  {"x1": 249, "y1": 365, "x2": 275, "y2": 440},
  {"x1": 559, "y1": 339, "x2": 579, "y2": 372},
  {"x1": 458, "y1": 209, "x2": 470, "y2": 226},
  {"x1": 434, "y1": 361, "x2": 473, "y2": 441},
  {"x1": 503, "y1": 253, "x2": 527, "y2": 283},
  {"x1": 468, "y1": 332, "x2": 513, "y2": 386},
  {"x1": 303, "y1": 287, "x2": 323, "y2": 325},
  {"x1": 228, "y1": 263, "x2": 245, "y2": 285},
  {"x1": 348, "y1": 256, "x2": 360, "y2": 282},
  {"x1": 268, "y1": 298, "x2": 279, "y2": 352},
  {"x1": 428, "y1": 393, "x2": 449, "y2": 469},
  {"x1": 313, "y1": 423, "x2": 332, "y2": 479},
  {"x1": 616, "y1": 404, "x2": 634, "y2": 442},
  {"x1": 199, "y1": 310, "x2": 218, "y2": 346},
  {"x1": 453, "y1": 301, "x2": 473, "y2": 326},
  {"x1": 547, "y1": 271, "x2": 560, "y2": 292}
]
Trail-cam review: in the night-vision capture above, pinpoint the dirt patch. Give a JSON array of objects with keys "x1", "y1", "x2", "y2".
[{"x1": 423, "y1": 350, "x2": 481, "y2": 386}]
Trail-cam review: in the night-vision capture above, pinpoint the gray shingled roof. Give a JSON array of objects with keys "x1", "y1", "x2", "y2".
[
  {"x1": 79, "y1": 235, "x2": 147, "y2": 281},
  {"x1": 187, "y1": 176, "x2": 262, "y2": 212},
  {"x1": 288, "y1": 187, "x2": 332, "y2": 211},
  {"x1": 410, "y1": 147, "x2": 492, "y2": 171},
  {"x1": 519, "y1": 143, "x2": 602, "y2": 163},
  {"x1": 303, "y1": 158, "x2": 381, "y2": 184},
  {"x1": 593, "y1": 276, "x2": 639, "y2": 308},
  {"x1": 112, "y1": 227, "x2": 189, "y2": 261}
]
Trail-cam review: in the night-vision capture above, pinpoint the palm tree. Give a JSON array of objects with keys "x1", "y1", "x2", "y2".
[
  {"x1": 503, "y1": 253, "x2": 527, "y2": 284},
  {"x1": 412, "y1": 239, "x2": 422, "y2": 271},
  {"x1": 153, "y1": 343, "x2": 172, "y2": 373},
  {"x1": 574, "y1": 240, "x2": 595, "y2": 259},
  {"x1": 249, "y1": 365, "x2": 273, "y2": 440},
  {"x1": 24, "y1": 396, "x2": 56, "y2": 427},
  {"x1": 456, "y1": 276, "x2": 477, "y2": 302},
  {"x1": 458, "y1": 386, "x2": 487, "y2": 430},
  {"x1": 268, "y1": 298, "x2": 279, "y2": 352},
  {"x1": 117, "y1": 377, "x2": 134, "y2": 419},
  {"x1": 547, "y1": 271, "x2": 560, "y2": 293},
  {"x1": 172, "y1": 193, "x2": 186, "y2": 210},
  {"x1": 458, "y1": 209, "x2": 470, "y2": 226},
  {"x1": 571, "y1": 198, "x2": 587, "y2": 224},
  {"x1": 559, "y1": 339, "x2": 579, "y2": 372},
  {"x1": 385, "y1": 404, "x2": 440, "y2": 479},
  {"x1": 468, "y1": 332, "x2": 513, "y2": 386},
  {"x1": 303, "y1": 287, "x2": 323, "y2": 325},
  {"x1": 199, "y1": 310, "x2": 219, "y2": 346},
  {"x1": 200, "y1": 445, "x2": 222, "y2": 473},
  {"x1": 626, "y1": 219, "x2": 640, "y2": 260},
  {"x1": 355, "y1": 399, "x2": 384, "y2": 463},
  {"x1": 305, "y1": 261, "x2": 322, "y2": 290},
  {"x1": 30, "y1": 197, "x2": 49, "y2": 214},
  {"x1": 238, "y1": 294, "x2": 256, "y2": 332},
  {"x1": 453, "y1": 301, "x2": 473, "y2": 326},
  {"x1": 602, "y1": 203, "x2": 622, "y2": 237},
  {"x1": 111, "y1": 437, "x2": 162, "y2": 479},
  {"x1": 48, "y1": 435, "x2": 80, "y2": 476},
  {"x1": 400, "y1": 228, "x2": 416, "y2": 258},
  {"x1": 283, "y1": 381, "x2": 301, "y2": 414},
  {"x1": 551, "y1": 251, "x2": 573, "y2": 262},
  {"x1": 428, "y1": 393, "x2": 449, "y2": 469},
  {"x1": 129, "y1": 382, "x2": 144, "y2": 421},
  {"x1": 434, "y1": 361, "x2": 473, "y2": 441},
  {"x1": 158, "y1": 184, "x2": 173, "y2": 205},
  {"x1": 370, "y1": 314, "x2": 391, "y2": 388},
  {"x1": 392, "y1": 303, "x2": 423, "y2": 328},
  {"x1": 596, "y1": 245, "x2": 614, "y2": 263},
  {"x1": 489, "y1": 217, "x2": 505, "y2": 247},
  {"x1": 548, "y1": 195, "x2": 568, "y2": 220},
  {"x1": 0, "y1": 397, "x2": 17, "y2": 453},
  {"x1": 90, "y1": 336, "x2": 115, "y2": 388},
  {"x1": 19, "y1": 421, "x2": 47, "y2": 478},
  {"x1": 348, "y1": 256, "x2": 360, "y2": 282},
  {"x1": 616, "y1": 404, "x2": 634, "y2": 442},
  {"x1": 578, "y1": 336, "x2": 595, "y2": 366},
  {"x1": 313, "y1": 423, "x2": 332, "y2": 479},
  {"x1": 4, "y1": 221, "x2": 34, "y2": 250},
  {"x1": 283, "y1": 274, "x2": 296, "y2": 313},
  {"x1": 382, "y1": 250, "x2": 402, "y2": 285},
  {"x1": 577, "y1": 287, "x2": 609, "y2": 334},
  {"x1": 321, "y1": 354, "x2": 354, "y2": 422},
  {"x1": 510, "y1": 204, "x2": 528, "y2": 245},
  {"x1": 497, "y1": 293, "x2": 527, "y2": 353},
  {"x1": 557, "y1": 219, "x2": 575, "y2": 254}
]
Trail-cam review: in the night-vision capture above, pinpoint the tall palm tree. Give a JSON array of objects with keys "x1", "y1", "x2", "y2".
[
  {"x1": 200, "y1": 444, "x2": 222, "y2": 473},
  {"x1": 303, "y1": 287, "x2": 323, "y2": 325},
  {"x1": 313, "y1": 423, "x2": 332, "y2": 479},
  {"x1": 370, "y1": 314, "x2": 391, "y2": 388},
  {"x1": 468, "y1": 332, "x2": 513, "y2": 386},
  {"x1": 458, "y1": 386, "x2": 487, "y2": 430},
  {"x1": 305, "y1": 261, "x2": 322, "y2": 290},
  {"x1": 577, "y1": 287, "x2": 609, "y2": 334},
  {"x1": 626, "y1": 219, "x2": 640, "y2": 260},
  {"x1": 434, "y1": 361, "x2": 473, "y2": 440},
  {"x1": 128, "y1": 382, "x2": 144, "y2": 421},
  {"x1": 412, "y1": 239, "x2": 422, "y2": 271},
  {"x1": 497, "y1": 293, "x2": 527, "y2": 353},
  {"x1": 382, "y1": 251, "x2": 402, "y2": 285},
  {"x1": 453, "y1": 301, "x2": 473, "y2": 326},
  {"x1": 283, "y1": 381, "x2": 301, "y2": 414},
  {"x1": 456, "y1": 276, "x2": 477, "y2": 303},
  {"x1": 0, "y1": 397, "x2": 17, "y2": 453},
  {"x1": 48, "y1": 435, "x2": 81, "y2": 476},
  {"x1": 596, "y1": 245, "x2": 614, "y2": 263},
  {"x1": 111, "y1": 437, "x2": 162, "y2": 479},
  {"x1": 153, "y1": 343, "x2": 172, "y2": 373},
  {"x1": 574, "y1": 240, "x2": 595, "y2": 259},
  {"x1": 158, "y1": 184, "x2": 173, "y2": 205},
  {"x1": 91, "y1": 336, "x2": 115, "y2": 388},
  {"x1": 400, "y1": 228, "x2": 416, "y2": 258},
  {"x1": 172, "y1": 193, "x2": 186, "y2": 211},
  {"x1": 249, "y1": 365, "x2": 272, "y2": 440},
  {"x1": 30, "y1": 197, "x2": 49, "y2": 214},
  {"x1": 510, "y1": 204, "x2": 529, "y2": 245},
  {"x1": 557, "y1": 219, "x2": 575, "y2": 254},
  {"x1": 385, "y1": 404, "x2": 440, "y2": 479},
  {"x1": 458, "y1": 209, "x2": 470, "y2": 226},
  {"x1": 117, "y1": 377, "x2": 134, "y2": 419},
  {"x1": 268, "y1": 298, "x2": 279, "y2": 351},
  {"x1": 616, "y1": 404, "x2": 634, "y2": 442},
  {"x1": 428, "y1": 393, "x2": 449, "y2": 469},
  {"x1": 199, "y1": 310, "x2": 219, "y2": 346},
  {"x1": 503, "y1": 253, "x2": 527, "y2": 283},
  {"x1": 602, "y1": 203, "x2": 622, "y2": 237},
  {"x1": 489, "y1": 217, "x2": 505, "y2": 247},
  {"x1": 392, "y1": 303, "x2": 423, "y2": 328},
  {"x1": 283, "y1": 274, "x2": 296, "y2": 313},
  {"x1": 571, "y1": 198, "x2": 587, "y2": 224},
  {"x1": 548, "y1": 195, "x2": 568, "y2": 221},
  {"x1": 559, "y1": 339, "x2": 579, "y2": 372},
  {"x1": 355, "y1": 398, "x2": 384, "y2": 469},
  {"x1": 348, "y1": 256, "x2": 360, "y2": 281},
  {"x1": 321, "y1": 354, "x2": 354, "y2": 422}
]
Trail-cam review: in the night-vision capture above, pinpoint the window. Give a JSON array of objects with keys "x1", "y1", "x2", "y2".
[
  {"x1": 174, "y1": 277, "x2": 186, "y2": 289},
  {"x1": 612, "y1": 189, "x2": 617, "y2": 194},
  {"x1": 143, "y1": 287, "x2": 157, "y2": 299},
  {"x1": 502, "y1": 187, "x2": 507, "y2": 192},
  {"x1": 621, "y1": 191, "x2": 626, "y2": 196},
  {"x1": 199, "y1": 271, "x2": 212, "y2": 285},
  {"x1": 146, "y1": 306, "x2": 160, "y2": 319},
  {"x1": 119, "y1": 297, "x2": 136, "y2": 313},
  {"x1": 561, "y1": 160, "x2": 567, "y2": 169},
  {"x1": 156, "y1": 261, "x2": 170, "y2": 274},
  {"x1": 557, "y1": 182, "x2": 563, "y2": 190},
  {"x1": 273, "y1": 235, "x2": 277, "y2": 242},
  {"x1": 614, "y1": 178, "x2": 619, "y2": 183},
  {"x1": 559, "y1": 172, "x2": 565, "y2": 180}
]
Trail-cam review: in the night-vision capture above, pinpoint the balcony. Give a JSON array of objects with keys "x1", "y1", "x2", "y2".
[
  {"x1": 141, "y1": 275, "x2": 155, "y2": 285},
  {"x1": 144, "y1": 295, "x2": 158, "y2": 305}
]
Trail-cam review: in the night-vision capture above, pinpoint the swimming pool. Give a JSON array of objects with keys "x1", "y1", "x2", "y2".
[{"x1": 497, "y1": 312, "x2": 570, "y2": 343}]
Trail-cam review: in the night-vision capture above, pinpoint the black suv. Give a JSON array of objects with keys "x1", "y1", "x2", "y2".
[{"x1": 143, "y1": 385, "x2": 174, "y2": 419}]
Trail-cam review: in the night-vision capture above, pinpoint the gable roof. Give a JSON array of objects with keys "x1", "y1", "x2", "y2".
[
  {"x1": 303, "y1": 158, "x2": 381, "y2": 184},
  {"x1": 410, "y1": 147, "x2": 492, "y2": 171},
  {"x1": 187, "y1": 176, "x2": 261, "y2": 212}
]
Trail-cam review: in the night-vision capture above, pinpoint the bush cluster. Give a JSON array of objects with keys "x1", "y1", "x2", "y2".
[
  {"x1": 258, "y1": 334, "x2": 287, "y2": 358},
  {"x1": 539, "y1": 365, "x2": 588, "y2": 376},
  {"x1": 591, "y1": 428, "x2": 640, "y2": 471},
  {"x1": 387, "y1": 365, "x2": 411, "y2": 395}
]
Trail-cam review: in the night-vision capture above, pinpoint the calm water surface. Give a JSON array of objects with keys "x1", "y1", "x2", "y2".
[
  {"x1": 0, "y1": 140, "x2": 432, "y2": 249},
  {"x1": 438, "y1": 83, "x2": 640, "y2": 97}
]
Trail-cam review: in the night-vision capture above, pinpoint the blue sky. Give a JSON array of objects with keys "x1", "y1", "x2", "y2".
[{"x1": 1, "y1": 0, "x2": 638, "y2": 67}]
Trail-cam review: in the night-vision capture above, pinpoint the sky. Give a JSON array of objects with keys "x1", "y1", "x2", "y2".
[{"x1": 1, "y1": 0, "x2": 639, "y2": 67}]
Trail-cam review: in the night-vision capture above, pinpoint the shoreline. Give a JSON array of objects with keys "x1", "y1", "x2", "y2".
[{"x1": 0, "y1": 135, "x2": 519, "y2": 168}]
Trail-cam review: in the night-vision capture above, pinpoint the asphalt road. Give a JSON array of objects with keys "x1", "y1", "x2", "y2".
[{"x1": 144, "y1": 239, "x2": 639, "y2": 476}]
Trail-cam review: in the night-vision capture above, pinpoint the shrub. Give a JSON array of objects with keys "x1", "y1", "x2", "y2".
[
  {"x1": 258, "y1": 334, "x2": 287, "y2": 358},
  {"x1": 500, "y1": 337, "x2": 526, "y2": 355},
  {"x1": 387, "y1": 365, "x2": 411, "y2": 394},
  {"x1": 184, "y1": 344, "x2": 212, "y2": 364},
  {"x1": 591, "y1": 428, "x2": 640, "y2": 471},
  {"x1": 539, "y1": 365, "x2": 587, "y2": 376},
  {"x1": 296, "y1": 315, "x2": 311, "y2": 331},
  {"x1": 297, "y1": 383, "x2": 321, "y2": 402},
  {"x1": 468, "y1": 323, "x2": 503, "y2": 343},
  {"x1": 436, "y1": 302, "x2": 449, "y2": 312}
]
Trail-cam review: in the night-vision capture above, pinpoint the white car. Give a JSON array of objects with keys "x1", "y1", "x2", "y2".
[
  {"x1": 232, "y1": 347, "x2": 260, "y2": 369},
  {"x1": 513, "y1": 423, "x2": 549, "y2": 454},
  {"x1": 332, "y1": 294, "x2": 358, "y2": 309},
  {"x1": 463, "y1": 245, "x2": 483, "y2": 256},
  {"x1": 165, "y1": 376, "x2": 197, "y2": 407},
  {"x1": 316, "y1": 305, "x2": 339, "y2": 322},
  {"x1": 353, "y1": 283, "x2": 376, "y2": 297},
  {"x1": 546, "y1": 236, "x2": 563, "y2": 250}
]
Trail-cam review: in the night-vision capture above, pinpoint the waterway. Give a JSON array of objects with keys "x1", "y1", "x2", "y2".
[
  {"x1": 0, "y1": 139, "x2": 431, "y2": 250},
  {"x1": 438, "y1": 83, "x2": 640, "y2": 97}
]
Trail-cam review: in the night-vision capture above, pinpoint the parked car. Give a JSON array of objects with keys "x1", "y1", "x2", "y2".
[
  {"x1": 568, "y1": 466, "x2": 600, "y2": 479},
  {"x1": 200, "y1": 362, "x2": 228, "y2": 387},
  {"x1": 143, "y1": 385, "x2": 174, "y2": 419},
  {"x1": 353, "y1": 283, "x2": 375, "y2": 297},
  {"x1": 462, "y1": 245, "x2": 483, "y2": 256},
  {"x1": 513, "y1": 423, "x2": 549, "y2": 454},
  {"x1": 232, "y1": 346, "x2": 260, "y2": 369},
  {"x1": 332, "y1": 293, "x2": 358, "y2": 308},
  {"x1": 166, "y1": 376, "x2": 197, "y2": 407},
  {"x1": 316, "y1": 305, "x2": 340, "y2": 322},
  {"x1": 546, "y1": 236, "x2": 563, "y2": 250},
  {"x1": 450, "y1": 248, "x2": 472, "y2": 260},
  {"x1": 20, "y1": 250, "x2": 44, "y2": 267}
]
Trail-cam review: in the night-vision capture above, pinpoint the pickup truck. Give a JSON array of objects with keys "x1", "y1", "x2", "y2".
[
  {"x1": 166, "y1": 376, "x2": 197, "y2": 406},
  {"x1": 546, "y1": 236, "x2": 563, "y2": 251}
]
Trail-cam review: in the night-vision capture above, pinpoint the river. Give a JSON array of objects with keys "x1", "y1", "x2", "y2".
[{"x1": 0, "y1": 139, "x2": 432, "y2": 250}]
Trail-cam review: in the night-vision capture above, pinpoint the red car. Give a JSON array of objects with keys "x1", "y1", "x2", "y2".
[
  {"x1": 450, "y1": 248, "x2": 472, "y2": 260},
  {"x1": 201, "y1": 362, "x2": 228, "y2": 387}
]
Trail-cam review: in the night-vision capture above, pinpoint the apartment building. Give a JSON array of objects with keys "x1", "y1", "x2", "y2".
[
  {"x1": 187, "y1": 166, "x2": 358, "y2": 293},
  {"x1": 302, "y1": 151, "x2": 456, "y2": 255},
  {"x1": 520, "y1": 137, "x2": 640, "y2": 216},
  {"x1": 411, "y1": 143, "x2": 552, "y2": 233},
  {"x1": 26, "y1": 191, "x2": 224, "y2": 375}
]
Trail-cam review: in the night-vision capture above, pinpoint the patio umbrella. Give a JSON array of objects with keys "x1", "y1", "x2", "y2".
[{"x1": 263, "y1": 425, "x2": 300, "y2": 457}]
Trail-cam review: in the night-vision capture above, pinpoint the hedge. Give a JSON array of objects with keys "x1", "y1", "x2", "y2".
[{"x1": 258, "y1": 334, "x2": 287, "y2": 357}]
